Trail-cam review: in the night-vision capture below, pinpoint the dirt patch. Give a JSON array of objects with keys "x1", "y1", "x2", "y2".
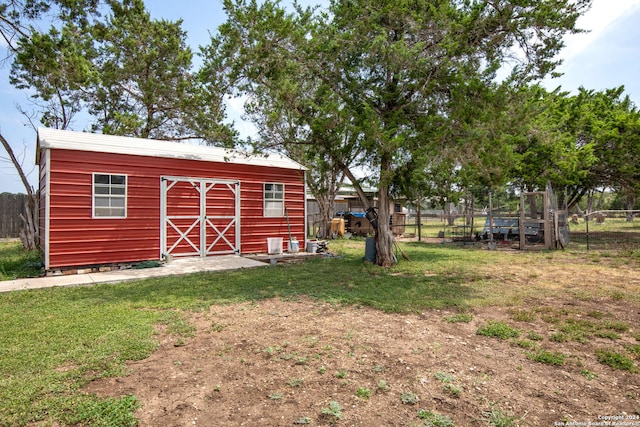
[{"x1": 86, "y1": 296, "x2": 640, "y2": 426}]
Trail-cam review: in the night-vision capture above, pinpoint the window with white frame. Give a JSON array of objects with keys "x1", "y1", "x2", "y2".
[
  {"x1": 93, "y1": 173, "x2": 127, "y2": 218},
  {"x1": 264, "y1": 183, "x2": 284, "y2": 217}
]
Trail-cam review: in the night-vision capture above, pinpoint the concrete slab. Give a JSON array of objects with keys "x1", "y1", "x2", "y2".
[{"x1": 0, "y1": 255, "x2": 268, "y2": 293}]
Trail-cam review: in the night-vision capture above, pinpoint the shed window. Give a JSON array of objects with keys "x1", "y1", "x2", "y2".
[
  {"x1": 93, "y1": 173, "x2": 127, "y2": 218},
  {"x1": 264, "y1": 183, "x2": 284, "y2": 217}
]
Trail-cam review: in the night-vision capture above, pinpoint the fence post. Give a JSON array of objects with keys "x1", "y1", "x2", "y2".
[{"x1": 586, "y1": 194, "x2": 591, "y2": 251}]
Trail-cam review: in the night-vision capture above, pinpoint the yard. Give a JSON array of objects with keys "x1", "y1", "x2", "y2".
[{"x1": 0, "y1": 239, "x2": 639, "y2": 426}]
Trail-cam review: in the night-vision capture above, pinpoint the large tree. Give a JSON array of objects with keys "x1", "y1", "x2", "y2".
[
  {"x1": 4, "y1": 0, "x2": 236, "y2": 249},
  {"x1": 8, "y1": 0, "x2": 235, "y2": 142},
  {"x1": 88, "y1": 0, "x2": 197, "y2": 139},
  {"x1": 211, "y1": 0, "x2": 590, "y2": 266},
  {"x1": 1, "y1": 0, "x2": 101, "y2": 249},
  {"x1": 509, "y1": 85, "x2": 597, "y2": 201},
  {"x1": 510, "y1": 85, "x2": 640, "y2": 212},
  {"x1": 569, "y1": 87, "x2": 640, "y2": 214},
  {"x1": 207, "y1": 0, "x2": 364, "y2": 237},
  {"x1": 1, "y1": 0, "x2": 99, "y2": 54}
]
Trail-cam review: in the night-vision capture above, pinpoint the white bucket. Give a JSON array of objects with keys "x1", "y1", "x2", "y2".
[
  {"x1": 306, "y1": 240, "x2": 318, "y2": 253},
  {"x1": 288, "y1": 239, "x2": 299, "y2": 253},
  {"x1": 267, "y1": 237, "x2": 283, "y2": 254}
]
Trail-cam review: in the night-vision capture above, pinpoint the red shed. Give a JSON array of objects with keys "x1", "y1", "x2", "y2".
[{"x1": 36, "y1": 128, "x2": 307, "y2": 271}]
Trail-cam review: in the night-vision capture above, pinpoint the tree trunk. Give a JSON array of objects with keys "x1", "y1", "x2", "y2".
[
  {"x1": 1, "y1": 131, "x2": 39, "y2": 250},
  {"x1": 626, "y1": 197, "x2": 635, "y2": 222},
  {"x1": 19, "y1": 194, "x2": 39, "y2": 250},
  {"x1": 315, "y1": 193, "x2": 335, "y2": 238},
  {"x1": 338, "y1": 156, "x2": 395, "y2": 266},
  {"x1": 417, "y1": 197, "x2": 422, "y2": 242},
  {"x1": 445, "y1": 202, "x2": 456, "y2": 226},
  {"x1": 375, "y1": 154, "x2": 396, "y2": 267}
]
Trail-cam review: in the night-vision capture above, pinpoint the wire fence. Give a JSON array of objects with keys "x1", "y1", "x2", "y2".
[
  {"x1": 566, "y1": 211, "x2": 640, "y2": 251},
  {"x1": 398, "y1": 193, "x2": 640, "y2": 253},
  {"x1": 399, "y1": 213, "x2": 640, "y2": 251}
]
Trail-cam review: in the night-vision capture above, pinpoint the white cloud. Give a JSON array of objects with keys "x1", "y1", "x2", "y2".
[{"x1": 560, "y1": 0, "x2": 640, "y2": 61}]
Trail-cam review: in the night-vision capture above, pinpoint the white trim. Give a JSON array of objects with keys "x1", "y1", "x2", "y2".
[
  {"x1": 91, "y1": 173, "x2": 128, "y2": 218},
  {"x1": 264, "y1": 182, "x2": 285, "y2": 218},
  {"x1": 44, "y1": 149, "x2": 51, "y2": 270},
  {"x1": 235, "y1": 181, "x2": 241, "y2": 254},
  {"x1": 160, "y1": 178, "x2": 167, "y2": 259},
  {"x1": 303, "y1": 173, "x2": 308, "y2": 245},
  {"x1": 161, "y1": 176, "x2": 240, "y2": 257},
  {"x1": 37, "y1": 127, "x2": 307, "y2": 171}
]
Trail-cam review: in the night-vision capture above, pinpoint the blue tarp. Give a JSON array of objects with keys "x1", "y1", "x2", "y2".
[{"x1": 337, "y1": 211, "x2": 366, "y2": 218}]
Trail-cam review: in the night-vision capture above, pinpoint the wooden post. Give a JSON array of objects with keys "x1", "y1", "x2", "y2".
[
  {"x1": 519, "y1": 193, "x2": 525, "y2": 250},
  {"x1": 544, "y1": 187, "x2": 552, "y2": 250}
]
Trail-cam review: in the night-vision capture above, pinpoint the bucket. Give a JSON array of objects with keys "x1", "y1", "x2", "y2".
[
  {"x1": 267, "y1": 237, "x2": 283, "y2": 254},
  {"x1": 288, "y1": 239, "x2": 299, "y2": 253},
  {"x1": 364, "y1": 237, "x2": 376, "y2": 262},
  {"x1": 331, "y1": 218, "x2": 345, "y2": 236},
  {"x1": 306, "y1": 240, "x2": 318, "y2": 253}
]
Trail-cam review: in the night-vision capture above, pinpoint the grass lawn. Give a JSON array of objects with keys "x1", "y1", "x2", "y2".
[
  {"x1": 0, "y1": 239, "x2": 638, "y2": 426},
  {"x1": 0, "y1": 240, "x2": 43, "y2": 281}
]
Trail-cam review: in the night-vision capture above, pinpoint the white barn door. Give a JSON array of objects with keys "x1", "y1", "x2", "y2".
[{"x1": 161, "y1": 177, "x2": 240, "y2": 258}]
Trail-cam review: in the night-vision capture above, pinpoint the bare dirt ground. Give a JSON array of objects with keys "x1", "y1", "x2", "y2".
[{"x1": 86, "y1": 291, "x2": 640, "y2": 426}]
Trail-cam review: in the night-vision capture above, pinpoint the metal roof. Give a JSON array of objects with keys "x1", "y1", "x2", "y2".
[{"x1": 36, "y1": 128, "x2": 307, "y2": 170}]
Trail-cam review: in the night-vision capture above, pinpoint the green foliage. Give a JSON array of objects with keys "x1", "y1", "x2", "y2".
[
  {"x1": 377, "y1": 379, "x2": 390, "y2": 391},
  {"x1": 512, "y1": 339, "x2": 538, "y2": 350},
  {"x1": 286, "y1": 378, "x2": 304, "y2": 387},
  {"x1": 442, "y1": 383, "x2": 462, "y2": 398},
  {"x1": 595, "y1": 349, "x2": 636, "y2": 371},
  {"x1": 527, "y1": 331, "x2": 544, "y2": 341},
  {"x1": 401, "y1": 391, "x2": 420, "y2": 405},
  {"x1": 626, "y1": 344, "x2": 640, "y2": 359},
  {"x1": 434, "y1": 372, "x2": 455, "y2": 383},
  {"x1": 8, "y1": 0, "x2": 233, "y2": 143},
  {"x1": 356, "y1": 386, "x2": 371, "y2": 400},
  {"x1": 508, "y1": 309, "x2": 535, "y2": 322},
  {"x1": 527, "y1": 349, "x2": 566, "y2": 365},
  {"x1": 158, "y1": 311, "x2": 196, "y2": 338},
  {"x1": 320, "y1": 401, "x2": 343, "y2": 422},
  {"x1": 2, "y1": 240, "x2": 638, "y2": 425},
  {"x1": 0, "y1": 286, "x2": 159, "y2": 426},
  {"x1": 417, "y1": 409, "x2": 456, "y2": 427},
  {"x1": 476, "y1": 321, "x2": 521, "y2": 340},
  {"x1": 0, "y1": 242, "x2": 42, "y2": 280},
  {"x1": 580, "y1": 370, "x2": 598, "y2": 380},
  {"x1": 212, "y1": 0, "x2": 589, "y2": 265},
  {"x1": 0, "y1": 0, "x2": 100, "y2": 54},
  {"x1": 482, "y1": 403, "x2": 521, "y2": 427},
  {"x1": 133, "y1": 260, "x2": 163, "y2": 269},
  {"x1": 61, "y1": 394, "x2": 140, "y2": 427},
  {"x1": 443, "y1": 313, "x2": 472, "y2": 323}
]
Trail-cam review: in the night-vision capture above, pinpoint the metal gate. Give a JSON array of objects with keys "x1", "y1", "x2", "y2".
[{"x1": 161, "y1": 176, "x2": 240, "y2": 258}]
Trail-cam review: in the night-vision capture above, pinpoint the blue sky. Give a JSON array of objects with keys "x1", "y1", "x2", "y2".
[{"x1": 1, "y1": 0, "x2": 640, "y2": 194}]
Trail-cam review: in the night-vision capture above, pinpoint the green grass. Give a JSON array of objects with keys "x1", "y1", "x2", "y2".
[
  {"x1": 476, "y1": 321, "x2": 521, "y2": 340},
  {"x1": 527, "y1": 349, "x2": 566, "y2": 365},
  {"x1": 0, "y1": 241, "x2": 43, "y2": 280},
  {"x1": 443, "y1": 313, "x2": 473, "y2": 323},
  {"x1": 416, "y1": 409, "x2": 456, "y2": 426},
  {"x1": 320, "y1": 400, "x2": 343, "y2": 421},
  {"x1": 0, "y1": 239, "x2": 638, "y2": 426},
  {"x1": 595, "y1": 349, "x2": 636, "y2": 371},
  {"x1": 482, "y1": 403, "x2": 521, "y2": 427}
]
